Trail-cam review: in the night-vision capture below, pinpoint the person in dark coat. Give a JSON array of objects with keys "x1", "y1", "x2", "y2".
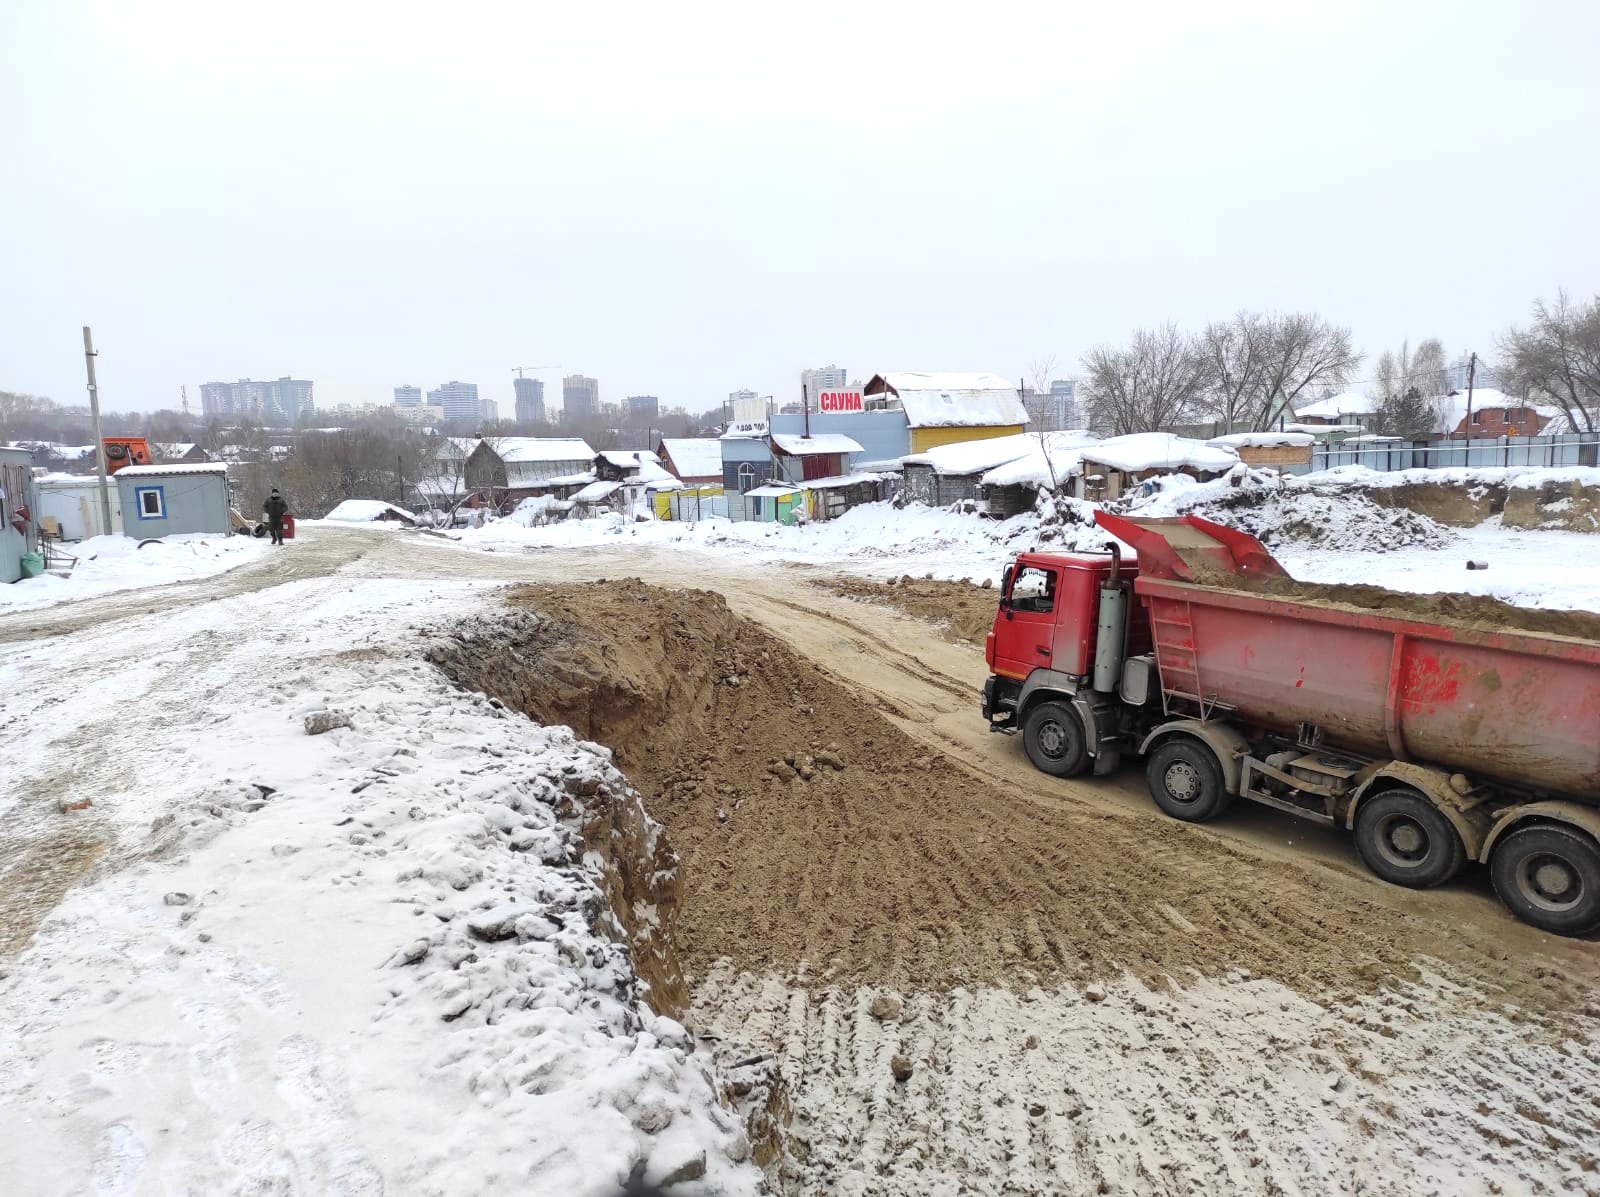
[{"x1": 262, "y1": 488, "x2": 289, "y2": 545}]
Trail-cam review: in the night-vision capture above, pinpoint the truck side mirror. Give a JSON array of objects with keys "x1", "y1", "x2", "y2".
[{"x1": 1000, "y1": 564, "x2": 1014, "y2": 597}]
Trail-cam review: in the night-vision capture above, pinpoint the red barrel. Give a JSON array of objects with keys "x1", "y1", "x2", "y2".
[{"x1": 282, "y1": 512, "x2": 296, "y2": 540}]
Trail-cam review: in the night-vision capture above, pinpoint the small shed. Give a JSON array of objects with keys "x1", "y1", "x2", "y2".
[
  {"x1": 113, "y1": 463, "x2": 233, "y2": 537},
  {"x1": 863, "y1": 372, "x2": 1030, "y2": 454},
  {"x1": 1, "y1": 445, "x2": 40, "y2": 583},
  {"x1": 35, "y1": 473, "x2": 122, "y2": 540},
  {"x1": 1074, "y1": 434, "x2": 1239, "y2": 501},
  {"x1": 324, "y1": 499, "x2": 418, "y2": 526},
  {"x1": 1206, "y1": 431, "x2": 1315, "y2": 471}
]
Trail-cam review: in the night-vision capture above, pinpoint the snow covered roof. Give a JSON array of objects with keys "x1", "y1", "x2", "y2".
[
  {"x1": 745, "y1": 484, "x2": 799, "y2": 498},
  {"x1": 903, "y1": 431, "x2": 1099, "y2": 476},
  {"x1": 492, "y1": 437, "x2": 596, "y2": 463},
  {"x1": 597, "y1": 449, "x2": 661, "y2": 469},
  {"x1": 1296, "y1": 392, "x2": 1376, "y2": 419},
  {"x1": 855, "y1": 459, "x2": 905, "y2": 474},
  {"x1": 113, "y1": 462, "x2": 229, "y2": 478},
  {"x1": 798, "y1": 472, "x2": 884, "y2": 491},
  {"x1": 1079, "y1": 433, "x2": 1239, "y2": 475},
  {"x1": 324, "y1": 499, "x2": 417, "y2": 523},
  {"x1": 1283, "y1": 422, "x2": 1365, "y2": 436},
  {"x1": 435, "y1": 436, "x2": 479, "y2": 460},
  {"x1": 771, "y1": 433, "x2": 864, "y2": 456},
  {"x1": 572, "y1": 479, "x2": 624, "y2": 503},
  {"x1": 1206, "y1": 431, "x2": 1316, "y2": 449},
  {"x1": 869, "y1": 373, "x2": 1028, "y2": 429},
  {"x1": 658, "y1": 438, "x2": 723, "y2": 477},
  {"x1": 156, "y1": 443, "x2": 198, "y2": 457}
]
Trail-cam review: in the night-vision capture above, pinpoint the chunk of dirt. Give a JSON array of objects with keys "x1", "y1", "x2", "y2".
[
  {"x1": 822, "y1": 577, "x2": 998, "y2": 645},
  {"x1": 430, "y1": 580, "x2": 1588, "y2": 1009}
]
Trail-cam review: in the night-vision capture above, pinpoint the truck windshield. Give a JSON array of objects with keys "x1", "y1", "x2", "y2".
[{"x1": 1010, "y1": 566, "x2": 1056, "y2": 613}]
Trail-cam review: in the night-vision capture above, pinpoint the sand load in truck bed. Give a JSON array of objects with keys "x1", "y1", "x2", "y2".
[{"x1": 1210, "y1": 575, "x2": 1600, "y2": 644}]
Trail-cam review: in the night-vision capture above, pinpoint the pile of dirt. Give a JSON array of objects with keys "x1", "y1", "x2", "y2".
[
  {"x1": 822, "y1": 576, "x2": 998, "y2": 645},
  {"x1": 427, "y1": 579, "x2": 1584, "y2": 1004},
  {"x1": 1219, "y1": 573, "x2": 1600, "y2": 642}
]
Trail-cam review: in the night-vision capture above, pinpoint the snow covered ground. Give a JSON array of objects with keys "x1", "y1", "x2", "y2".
[
  {"x1": 0, "y1": 576, "x2": 758, "y2": 1196},
  {"x1": 446, "y1": 473, "x2": 1600, "y2": 613},
  {"x1": 0, "y1": 533, "x2": 270, "y2": 612}
]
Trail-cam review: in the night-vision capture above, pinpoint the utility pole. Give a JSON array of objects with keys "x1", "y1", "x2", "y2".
[
  {"x1": 397, "y1": 454, "x2": 404, "y2": 506},
  {"x1": 1464, "y1": 352, "x2": 1478, "y2": 451},
  {"x1": 802, "y1": 383, "x2": 810, "y2": 439},
  {"x1": 82, "y1": 326, "x2": 113, "y2": 536}
]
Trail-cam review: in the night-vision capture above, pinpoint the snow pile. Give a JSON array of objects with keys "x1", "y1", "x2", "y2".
[
  {"x1": 0, "y1": 532, "x2": 268, "y2": 612},
  {"x1": 1122, "y1": 470, "x2": 1456, "y2": 552},
  {"x1": 1310, "y1": 463, "x2": 1600, "y2": 492},
  {"x1": 0, "y1": 578, "x2": 759, "y2": 1195},
  {"x1": 322, "y1": 499, "x2": 418, "y2": 524}
]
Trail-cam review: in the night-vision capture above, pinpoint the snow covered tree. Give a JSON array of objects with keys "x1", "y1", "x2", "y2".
[{"x1": 1081, "y1": 324, "x2": 1213, "y2": 435}]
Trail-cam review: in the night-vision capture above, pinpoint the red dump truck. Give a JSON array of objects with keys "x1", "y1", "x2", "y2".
[{"x1": 981, "y1": 510, "x2": 1600, "y2": 935}]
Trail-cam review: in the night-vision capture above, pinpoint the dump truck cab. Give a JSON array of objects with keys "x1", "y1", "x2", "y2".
[{"x1": 983, "y1": 549, "x2": 1153, "y2": 775}]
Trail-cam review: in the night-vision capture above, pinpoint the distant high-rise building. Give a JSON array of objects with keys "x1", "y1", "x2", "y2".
[
  {"x1": 627, "y1": 394, "x2": 660, "y2": 422},
  {"x1": 801, "y1": 365, "x2": 848, "y2": 407},
  {"x1": 199, "y1": 377, "x2": 314, "y2": 420},
  {"x1": 427, "y1": 380, "x2": 483, "y2": 422},
  {"x1": 1444, "y1": 355, "x2": 1502, "y2": 394},
  {"x1": 1046, "y1": 379, "x2": 1082, "y2": 430},
  {"x1": 563, "y1": 374, "x2": 599, "y2": 420},
  {"x1": 514, "y1": 377, "x2": 546, "y2": 424},
  {"x1": 394, "y1": 385, "x2": 423, "y2": 409},
  {"x1": 200, "y1": 381, "x2": 235, "y2": 418}
]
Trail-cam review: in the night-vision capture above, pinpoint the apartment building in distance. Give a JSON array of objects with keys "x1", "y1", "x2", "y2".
[
  {"x1": 394, "y1": 385, "x2": 423, "y2": 408},
  {"x1": 514, "y1": 376, "x2": 546, "y2": 424},
  {"x1": 199, "y1": 377, "x2": 315, "y2": 420},
  {"x1": 563, "y1": 374, "x2": 599, "y2": 421},
  {"x1": 427, "y1": 381, "x2": 485, "y2": 422}
]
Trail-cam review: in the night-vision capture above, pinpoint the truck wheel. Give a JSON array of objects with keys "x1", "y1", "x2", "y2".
[
  {"x1": 1489, "y1": 824, "x2": 1600, "y2": 936},
  {"x1": 1145, "y1": 740, "x2": 1230, "y2": 822},
  {"x1": 1022, "y1": 702, "x2": 1089, "y2": 777},
  {"x1": 1353, "y1": 789, "x2": 1465, "y2": 889}
]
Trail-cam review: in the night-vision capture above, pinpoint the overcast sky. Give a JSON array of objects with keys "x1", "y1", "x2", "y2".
[{"x1": 3, "y1": 0, "x2": 1598, "y2": 417}]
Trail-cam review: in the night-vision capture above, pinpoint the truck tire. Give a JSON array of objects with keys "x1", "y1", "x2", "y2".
[
  {"x1": 1489, "y1": 824, "x2": 1600, "y2": 937},
  {"x1": 1022, "y1": 701, "x2": 1089, "y2": 777},
  {"x1": 1145, "y1": 739, "x2": 1230, "y2": 822},
  {"x1": 1353, "y1": 789, "x2": 1465, "y2": 889}
]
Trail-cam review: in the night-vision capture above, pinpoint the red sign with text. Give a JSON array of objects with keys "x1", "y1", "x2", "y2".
[{"x1": 818, "y1": 390, "x2": 863, "y2": 413}]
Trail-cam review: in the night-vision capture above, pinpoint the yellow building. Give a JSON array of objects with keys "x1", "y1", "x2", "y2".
[{"x1": 862, "y1": 372, "x2": 1029, "y2": 454}]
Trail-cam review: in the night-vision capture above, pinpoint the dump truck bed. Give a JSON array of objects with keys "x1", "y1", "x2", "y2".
[{"x1": 1098, "y1": 512, "x2": 1600, "y2": 803}]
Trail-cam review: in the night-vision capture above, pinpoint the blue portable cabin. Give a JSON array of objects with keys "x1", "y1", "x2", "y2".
[{"x1": 113, "y1": 463, "x2": 234, "y2": 537}]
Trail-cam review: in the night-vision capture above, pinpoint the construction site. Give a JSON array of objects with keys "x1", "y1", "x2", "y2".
[{"x1": 4, "y1": 510, "x2": 1599, "y2": 1195}]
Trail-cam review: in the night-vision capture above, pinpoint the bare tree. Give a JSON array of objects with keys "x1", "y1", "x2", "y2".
[
  {"x1": 1499, "y1": 291, "x2": 1600, "y2": 433},
  {"x1": 1081, "y1": 324, "x2": 1213, "y2": 436},
  {"x1": 1196, "y1": 312, "x2": 1269, "y2": 430},
  {"x1": 1372, "y1": 338, "x2": 1448, "y2": 435},
  {"x1": 1021, "y1": 355, "x2": 1057, "y2": 430},
  {"x1": 1252, "y1": 313, "x2": 1362, "y2": 429}
]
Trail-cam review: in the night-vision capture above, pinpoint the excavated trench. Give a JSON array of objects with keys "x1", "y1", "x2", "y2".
[
  {"x1": 424, "y1": 579, "x2": 1579, "y2": 1001},
  {"x1": 426, "y1": 579, "x2": 1600, "y2": 1192}
]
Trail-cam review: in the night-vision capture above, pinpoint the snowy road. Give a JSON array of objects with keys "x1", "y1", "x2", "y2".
[{"x1": 3, "y1": 524, "x2": 1599, "y2": 1196}]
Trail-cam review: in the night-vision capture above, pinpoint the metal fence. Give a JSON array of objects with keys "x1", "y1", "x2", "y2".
[{"x1": 1309, "y1": 434, "x2": 1600, "y2": 474}]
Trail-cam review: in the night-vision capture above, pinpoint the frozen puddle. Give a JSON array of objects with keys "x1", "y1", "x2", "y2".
[{"x1": 695, "y1": 963, "x2": 1600, "y2": 1196}]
